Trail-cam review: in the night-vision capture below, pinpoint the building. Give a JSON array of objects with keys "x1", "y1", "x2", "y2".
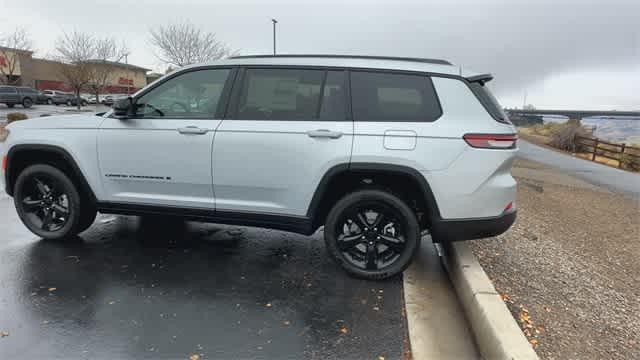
[{"x1": 0, "y1": 46, "x2": 150, "y2": 94}]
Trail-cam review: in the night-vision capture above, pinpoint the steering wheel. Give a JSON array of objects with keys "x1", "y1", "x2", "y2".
[{"x1": 170, "y1": 102, "x2": 189, "y2": 114}]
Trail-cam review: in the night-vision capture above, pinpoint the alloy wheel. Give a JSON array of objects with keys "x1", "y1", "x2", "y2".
[
  {"x1": 334, "y1": 201, "x2": 407, "y2": 271},
  {"x1": 20, "y1": 175, "x2": 71, "y2": 232}
]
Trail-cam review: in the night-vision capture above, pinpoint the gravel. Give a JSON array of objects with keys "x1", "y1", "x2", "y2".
[{"x1": 469, "y1": 158, "x2": 640, "y2": 360}]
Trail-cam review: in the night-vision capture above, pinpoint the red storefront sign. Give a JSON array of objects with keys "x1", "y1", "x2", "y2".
[{"x1": 118, "y1": 77, "x2": 134, "y2": 86}]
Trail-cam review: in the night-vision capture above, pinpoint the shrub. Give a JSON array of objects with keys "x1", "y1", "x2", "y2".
[
  {"x1": 548, "y1": 120, "x2": 590, "y2": 152},
  {"x1": 620, "y1": 152, "x2": 640, "y2": 172},
  {"x1": 6, "y1": 112, "x2": 28, "y2": 124}
]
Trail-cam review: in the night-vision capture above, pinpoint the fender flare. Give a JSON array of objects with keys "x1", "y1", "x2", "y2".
[
  {"x1": 5, "y1": 144, "x2": 97, "y2": 203},
  {"x1": 306, "y1": 162, "x2": 442, "y2": 225}
]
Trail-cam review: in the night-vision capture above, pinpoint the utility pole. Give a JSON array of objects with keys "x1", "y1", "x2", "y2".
[
  {"x1": 522, "y1": 90, "x2": 527, "y2": 109},
  {"x1": 271, "y1": 18, "x2": 278, "y2": 55}
]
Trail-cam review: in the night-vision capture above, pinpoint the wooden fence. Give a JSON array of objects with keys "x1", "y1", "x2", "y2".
[{"x1": 574, "y1": 135, "x2": 640, "y2": 169}]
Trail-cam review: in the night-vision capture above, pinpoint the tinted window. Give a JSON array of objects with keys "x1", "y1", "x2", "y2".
[
  {"x1": 350, "y1": 71, "x2": 442, "y2": 122},
  {"x1": 135, "y1": 69, "x2": 230, "y2": 119},
  {"x1": 469, "y1": 82, "x2": 510, "y2": 124},
  {"x1": 0, "y1": 87, "x2": 17, "y2": 94}
]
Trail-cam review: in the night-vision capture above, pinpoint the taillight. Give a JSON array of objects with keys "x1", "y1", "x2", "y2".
[{"x1": 463, "y1": 134, "x2": 517, "y2": 149}]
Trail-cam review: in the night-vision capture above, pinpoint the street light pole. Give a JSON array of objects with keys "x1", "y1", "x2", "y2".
[{"x1": 271, "y1": 18, "x2": 278, "y2": 55}]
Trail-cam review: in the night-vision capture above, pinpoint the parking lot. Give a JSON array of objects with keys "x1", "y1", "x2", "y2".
[{"x1": 0, "y1": 104, "x2": 111, "y2": 122}]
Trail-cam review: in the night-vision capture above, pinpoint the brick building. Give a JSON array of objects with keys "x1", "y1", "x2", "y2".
[{"x1": 0, "y1": 46, "x2": 150, "y2": 93}]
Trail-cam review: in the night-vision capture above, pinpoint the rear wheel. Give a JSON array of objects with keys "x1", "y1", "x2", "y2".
[
  {"x1": 22, "y1": 98, "x2": 33, "y2": 108},
  {"x1": 7, "y1": 103, "x2": 15, "y2": 108},
  {"x1": 13, "y1": 164, "x2": 96, "y2": 240},
  {"x1": 66, "y1": 100, "x2": 72, "y2": 106},
  {"x1": 46, "y1": 98, "x2": 53, "y2": 105},
  {"x1": 324, "y1": 189, "x2": 420, "y2": 280}
]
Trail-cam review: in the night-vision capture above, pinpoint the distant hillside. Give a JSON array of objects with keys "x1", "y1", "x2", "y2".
[{"x1": 581, "y1": 118, "x2": 640, "y2": 145}]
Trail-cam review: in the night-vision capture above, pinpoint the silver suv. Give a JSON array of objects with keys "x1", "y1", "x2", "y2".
[
  {"x1": 0, "y1": 85, "x2": 39, "y2": 108},
  {"x1": 1, "y1": 55, "x2": 518, "y2": 279}
]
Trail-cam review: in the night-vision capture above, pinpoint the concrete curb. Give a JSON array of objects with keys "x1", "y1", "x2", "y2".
[{"x1": 441, "y1": 241, "x2": 539, "y2": 360}]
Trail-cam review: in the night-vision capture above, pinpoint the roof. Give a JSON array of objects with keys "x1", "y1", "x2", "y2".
[
  {"x1": 185, "y1": 54, "x2": 483, "y2": 78},
  {"x1": 83, "y1": 59, "x2": 151, "y2": 72}
]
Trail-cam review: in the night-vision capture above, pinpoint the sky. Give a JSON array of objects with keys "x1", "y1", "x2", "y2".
[{"x1": 1, "y1": 0, "x2": 638, "y2": 110}]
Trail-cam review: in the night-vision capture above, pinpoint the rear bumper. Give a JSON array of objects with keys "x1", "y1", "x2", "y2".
[{"x1": 431, "y1": 210, "x2": 516, "y2": 242}]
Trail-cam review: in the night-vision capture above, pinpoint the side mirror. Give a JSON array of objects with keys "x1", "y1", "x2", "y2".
[{"x1": 113, "y1": 98, "x2": 133, "y2": 119}]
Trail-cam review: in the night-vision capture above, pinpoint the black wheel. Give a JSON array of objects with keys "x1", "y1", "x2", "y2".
[
  {"x1": 7, "y1": 103, "x2": 15, "y2": 108},
  {"x1": 66, "y1": 100, "x2": 72, "y2": 106},
  {"x1": 13, "y1": 164, "x2": 94, "y2": 240},
  {"x1": 22, "y1": 98, "x2": 33, "y2": 108},
  {"x1": 81, "y1": 100, "x2": 88, "y2": 106},
  {"x1": 47, "y1": 98, "x2": 53, "y2": 105},
  {"x1": 324, "y1": 189, "x2": 421, "y2": 280}
]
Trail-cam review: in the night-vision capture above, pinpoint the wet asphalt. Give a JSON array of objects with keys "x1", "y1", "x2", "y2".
[{"x1": 0, "y1": 192, "x2": 407, "y2": 359}]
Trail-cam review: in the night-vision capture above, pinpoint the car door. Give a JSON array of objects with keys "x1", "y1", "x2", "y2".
[
  {"x1": 98, "y1": 67, "x2": 234, "y2": 209},
  {"x1": 213, "y1": 67, "x2": 353, "y2": 216}
]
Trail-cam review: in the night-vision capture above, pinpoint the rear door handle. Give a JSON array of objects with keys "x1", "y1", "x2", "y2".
[
  {"x1": 306, "y1": 129, "x2": 343, "y2": 139},
  {"x1": 178, "y1": 126, "x2": 208, "y2": 135}
]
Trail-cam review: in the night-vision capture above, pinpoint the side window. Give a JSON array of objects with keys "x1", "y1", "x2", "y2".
[
  {"x1": 350, "y1": 71, "x2": 442, "y2": 122},
  {"x1": 135, "y1": 68, "x2": 230, "y2": 119},
  {"x1": 235, "y1": 68, "x2": 346, "y2": 121}
]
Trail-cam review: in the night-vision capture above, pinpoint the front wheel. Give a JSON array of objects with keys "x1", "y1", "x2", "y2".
[
  {"x1": 324, "y1": 189, "x2": 421, "y2": 280},
  {"x1": 13, "y1": 164, "x2": 95, "y2": 240},
  {"x1": 22, "y1": 98, "x2": 33, "y2": 108},
  {"x1": 66, "y1": 100, "x2": 72, "y2": 106},
  {"x1": 47, "y1": 98, "x2": 53, "y2": 105}
]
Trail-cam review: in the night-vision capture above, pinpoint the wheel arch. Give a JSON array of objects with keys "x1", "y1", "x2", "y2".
[
  {"x1": 307, "y1": 162, "x2": 442, "y2": 231},
  {"x1": 5, "y1": 144, "x2": 97, "y2": 204}
]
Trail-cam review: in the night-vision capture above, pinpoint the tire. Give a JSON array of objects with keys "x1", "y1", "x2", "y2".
[
  {"x1": 47, "y1": 98, "x2": 53, "y2": 105},
  {"x1": 81, "y1": 101, "x2": 88, "y2": 106},
  {"x1": 66, "y1": 100, "x2": 72, "y2": 106},
  {"x1": 7, "y1": 103, "x2": 15, "y2": 108},
  {"x1": 13, "y1": 164, "x2": 96, "y2": 240},
  {"x1": 22, "y1": 97, "x2": 33, "y2": 108},
  {"x1": 324, "y1": 189, "x2": 421, "y2": 280}
]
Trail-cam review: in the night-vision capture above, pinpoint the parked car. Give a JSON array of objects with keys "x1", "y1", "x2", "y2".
[
  {"x1": 101, "y1": 95, "x2": 115, "y2": 106},
  {"x1": 42, "y1": 90, "x2": 69, "y2": 105},
  {"x1": 0, "y1": 85, "x2": 40, "y2": 108},
  {"x1": 66, "y1": 95, "x2": 89, "y2": 107},
  {"x1": 0, "y1": 54, "x2": 517, "y2": 280}
]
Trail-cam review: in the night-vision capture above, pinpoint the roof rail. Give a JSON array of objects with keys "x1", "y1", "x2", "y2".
[{"x1": 230, "y1": 54, "x2": 452, "y2": 66}]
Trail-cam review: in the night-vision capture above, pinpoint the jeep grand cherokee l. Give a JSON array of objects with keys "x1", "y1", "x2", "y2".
[{"x1": 0, "y1": 54, "x2": 517, "y2": 279}]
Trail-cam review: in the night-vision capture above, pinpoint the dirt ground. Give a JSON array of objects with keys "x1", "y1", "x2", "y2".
[{"x1": 469, "y1": 158, "x2": 640, "y2": 360}]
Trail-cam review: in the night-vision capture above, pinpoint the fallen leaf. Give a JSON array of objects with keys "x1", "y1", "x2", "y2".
[
  {"x1": 544, "y1": 306, "x2": 552, "y2": 313},
  {"x1": 48, "y1": 287, "x2": 57, "y2": 292},
  {"x1": 378, "y1": 356, "x2": 385, "y2": 360},
  {"x1": 0, "y1": 331, "x2": 9, "y2": 338},
  {"x1": 339, "y1": 326, "x2": 348, "y2": 334},
  {"x1": 189, "y1": 354, "x2": 200, "y2": 360},
  {"x1": 529, "y1": 339, "x2": 538, "y2": 347},
  {"x1": 108, "y1": 301, "x2": 116, "y2": 305},
  {"x1": 265, "y1": 303, "x2": 272, "y2": 308},
  {"x1": 283, "y1": 320, "x2": 290, "y2": 326},
  {"x1": 372, "y1": 306, "x2": 380, "y2": 311}
]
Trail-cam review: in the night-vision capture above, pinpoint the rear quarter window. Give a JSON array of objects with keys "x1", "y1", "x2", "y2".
[
  {"x1": 469, "y1": 82, "x2": 511, "y2": 124},
  {"x1": 350, "y1": 71, "x2": 442, "y2": 122}
]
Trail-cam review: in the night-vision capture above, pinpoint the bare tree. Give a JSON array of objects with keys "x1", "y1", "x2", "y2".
[
  {"x1": 149, "y1": 22, "x2": 236, "y2": 67},
  {"x1": 53, "y1": 31, "x2": 97, "y2": 109},
  {"x1": 87, "y1": 38, "x2": 128, "y2": 103},
  {"x1": 0, "y1": 28, "x2": 33, "y2": 85}
]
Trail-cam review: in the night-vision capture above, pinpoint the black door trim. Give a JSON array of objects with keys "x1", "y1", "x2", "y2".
[{"x1": 96, "y1": 201, "x2": 314, "y2": 235}]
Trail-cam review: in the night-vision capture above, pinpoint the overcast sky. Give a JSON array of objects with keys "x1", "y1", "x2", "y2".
[{"x1": 1, "y1": 0, "x2": 638, "y2": 110}]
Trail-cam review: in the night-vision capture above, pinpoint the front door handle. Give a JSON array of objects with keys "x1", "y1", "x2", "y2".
[
  {"x1": 178, "y1": 126, "x2": 208, "y2": 135},
  {"x1": 306, "y1": 129, "x2": 343, "y2": 139}
]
